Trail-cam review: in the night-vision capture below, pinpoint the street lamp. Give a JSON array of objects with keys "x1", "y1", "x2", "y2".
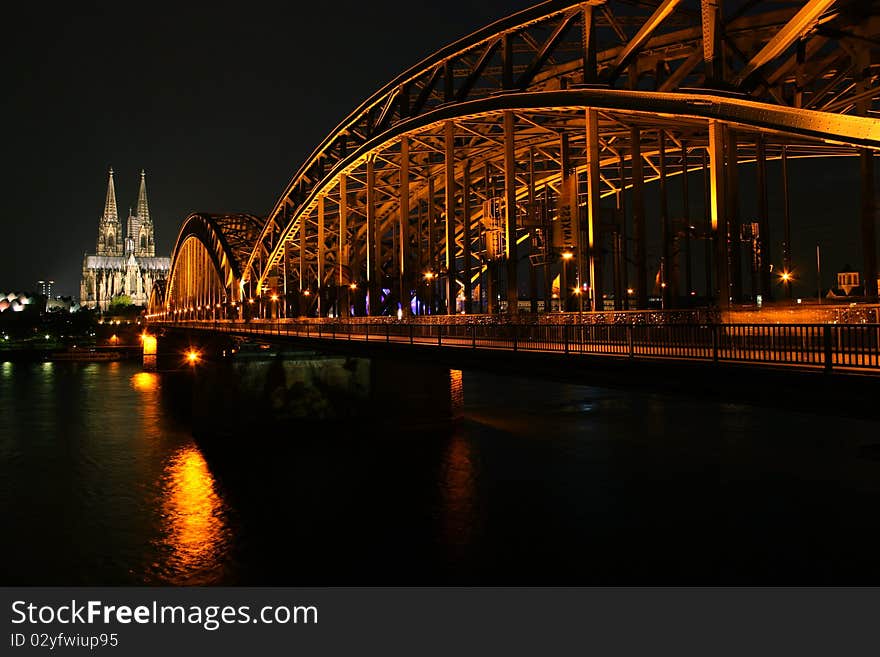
[
  {"x1": 779, "y1": 270, "x2": 794, "y2": 302},
  {"x1": 424, "y1": 271, "x2": 436, "y2": 314}
]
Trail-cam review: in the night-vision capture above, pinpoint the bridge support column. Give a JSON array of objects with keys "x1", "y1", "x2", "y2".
[
  {"x1": 585, "y1": 108, "x2": 600, "y2": 312},
  {"x1": 708, "y1": 119, "x2": 729, "y2": 307},
  {"x1": 781, "y1": 145, "x2": 792, "y2": 300},
  {"x1": 339, "y1": 174, "x2": 350, "y2": 318},
  {"x1": 462, "y1": 160, "x2": 473, "y2": 315},
  {"x1": 427, "y1": 176, "x2": 437, "y2": 314},
  {"x1": 367, "y1": 156, "x2": 380, "y2": 315},
  {"x1": 726, "y1": 127, "x2": 742, "y2": 304},
  {"x1": 559, "y1": 132, "x2": 572, "y2": 312},
  {"x1": 631, "y1": 127, "x2": 647, "y2": 309},
  {"x1": 485, "y1": 163, "x2": 497, "y2": 315},
  {"x1": 701, "y1": 149, "x2": 712, "y2": 301},
  {"x1": 299, "y1": 211, "x2": 308, "y2": 317},
  {"x1": 445, "y1": 120, "x2": 458, "y2": 315},
  {"x1": 503, "y1": 110, "x2": 518, "y2": 317},
  {"x1": 543, "y1": 184, "x2": 553, "y2": 312},
  {"x1": 756, "y1": 135, "x2": 771, "y2": 301},
  {"x1": 317, "y1": 195, "x2": 325, "y2": 317},
  {"x1": 658, "y1": 129, "x2": 670, "y2": 309},
  {"x1": 528, "y1": 147, "x2": 538, "y2": 314},
  {"x1": 399, "y1": 138, "x2": 410, "y2": 316},
  {"x1": 681, "y1": 141, "x2": 692, "y2": 300},
  {"x1": 617, "y1": 151, "x2": 629, "y2": 310},
  {"x1": 862, "y1": 149, "x2": 878, "y2": 302}
]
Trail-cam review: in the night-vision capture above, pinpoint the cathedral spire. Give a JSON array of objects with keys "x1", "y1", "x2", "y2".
[
  {"x1": 137, "y1": 169, "x2": 150, "y2": 224},
  {"x1": 103, "y1": 167, "x2": 118, "y2": 223},
  {"x1": 97, "y1": 167, "x2": 122, "y2": 256}
]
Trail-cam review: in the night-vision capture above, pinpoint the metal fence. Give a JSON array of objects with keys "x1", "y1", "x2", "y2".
[{"x1": 152, "y1": 320, "x2": 880, "y2": 373}]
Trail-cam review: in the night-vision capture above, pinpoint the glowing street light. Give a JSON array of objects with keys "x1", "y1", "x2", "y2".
[
  {"x1": 559, "y1": 252, "x2": 574, "y2": 312},
  {"x1": 186, "y1": 349, "x2": 200, "y2": 365}
]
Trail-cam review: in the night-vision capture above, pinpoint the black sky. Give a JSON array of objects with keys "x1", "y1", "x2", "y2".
[
  {"x1": 1, "y1": 0, "x2": 875, "y2": 298},
  {"x1": 1, "y1": 0, "x2": 536, "y2": 296}
]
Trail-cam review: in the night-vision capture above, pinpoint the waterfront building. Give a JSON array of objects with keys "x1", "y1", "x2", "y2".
[{"x1": 80, "y1": 168, "x2": 170, "y2": 310}]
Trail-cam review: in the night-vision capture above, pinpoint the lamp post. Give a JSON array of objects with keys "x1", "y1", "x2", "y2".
[{"x1": 816, "y1": 243, "x2": 822, "y2": 304}]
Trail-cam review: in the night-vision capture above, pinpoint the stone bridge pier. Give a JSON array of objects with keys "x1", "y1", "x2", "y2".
[{"x1": 153, "y1": 331, "x2": 460, "y2": 440}]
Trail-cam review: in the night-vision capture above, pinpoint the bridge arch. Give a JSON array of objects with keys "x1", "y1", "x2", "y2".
[
  {"x1": 245, "y1": 1, "x2": 880, "y2": 315},
  {"x1": 151, "y1": 213, "x2": 264, "y2": 319}
]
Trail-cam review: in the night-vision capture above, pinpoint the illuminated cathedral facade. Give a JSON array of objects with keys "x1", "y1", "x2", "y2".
[{"x1": 80, "y1": 168, "x2": 171, "y2": 310}]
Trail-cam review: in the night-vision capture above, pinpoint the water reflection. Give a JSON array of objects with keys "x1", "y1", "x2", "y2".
[
  {"x1": 440, "y1": 432, "x2": 478, "y2": 553},
  {"x1": 131, "y1": 371, "x2": 158, "y2": 392},
  {"x1": 450, "y1": 369, "x2": 464, "y2": 419},
  {"x1": 155, "y1": 446, "x2": 231, "y2": 584}
]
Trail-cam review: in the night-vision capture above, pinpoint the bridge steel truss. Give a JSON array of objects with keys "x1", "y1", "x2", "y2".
[
  {"x1": 160, "y1": 213, "x2": 265, "y2": 319},
  {"x1": 160, "y1": 0, "x2": 880, "y2": 320}
]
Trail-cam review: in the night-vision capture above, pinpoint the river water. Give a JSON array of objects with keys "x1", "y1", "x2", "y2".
[{"x1": 2, "y1": 358, "x2": 880, "y2": 585}]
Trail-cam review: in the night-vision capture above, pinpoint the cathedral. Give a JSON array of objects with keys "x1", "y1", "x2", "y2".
[{"x1": 80, "y1": 168, "x2": 171, "y2": 311}]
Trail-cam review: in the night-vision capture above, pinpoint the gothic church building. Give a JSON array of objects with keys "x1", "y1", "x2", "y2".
[{"x1": 80, "y1": 168, "x2": 171, "y2": 310}]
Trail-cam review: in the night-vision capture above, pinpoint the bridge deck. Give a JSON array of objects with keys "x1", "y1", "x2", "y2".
[{"x1": 152, "y1": 319, "x2": 880, "y2": 375}]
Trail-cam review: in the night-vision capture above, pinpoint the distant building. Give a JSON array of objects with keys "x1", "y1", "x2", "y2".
[
  {"x1": 80, "y1": 168, "x2": 170, "y2": 310},
  {"x1": 46, "y1": 296, "x2": 80, "y2": 313},
  {"x1": 824, "y1": 266, "x2": 880, "y2": 301},
  {"x1": 37, "y1": 279, "x2": 54, "y2": 298}
]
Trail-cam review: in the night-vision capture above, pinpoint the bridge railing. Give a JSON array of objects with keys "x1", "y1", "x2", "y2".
[{"x1": 152, "y1": 320, "x2": 880, "y2": 373}]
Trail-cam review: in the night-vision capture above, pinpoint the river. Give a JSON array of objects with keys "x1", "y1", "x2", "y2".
[{"x1": 2, "y1": 358, "x2": 880, "y2": 584}]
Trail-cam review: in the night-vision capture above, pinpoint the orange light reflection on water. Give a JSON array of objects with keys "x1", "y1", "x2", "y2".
[
  {"x1": 159, "y1": 446, "x2": 229, "y2": 584},
  {"x1": 441, "y1": 432, "x2": 477, "y2": 553},
  {"x1": 131, "y1": 371, "x2": 158, "y2": 392}
]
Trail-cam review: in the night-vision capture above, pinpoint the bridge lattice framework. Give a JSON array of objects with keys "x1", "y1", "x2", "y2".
[{"x1": 150, "y1": 0, "x2": 880, "y2": 322}]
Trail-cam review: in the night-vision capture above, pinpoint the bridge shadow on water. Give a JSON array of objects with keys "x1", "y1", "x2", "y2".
[{"x1": 157, "y1": 348, "x2": 880, "y2": 586}]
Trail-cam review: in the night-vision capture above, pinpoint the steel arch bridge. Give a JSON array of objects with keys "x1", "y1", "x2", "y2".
[{"x1": 150, "y1": 0, "x2": 880, "y2": 321}]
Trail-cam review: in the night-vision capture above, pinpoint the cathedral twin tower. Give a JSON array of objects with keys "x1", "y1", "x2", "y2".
[
  {"x1": 95, "y1": 168, "x2": 155, "y2": 257},
  {"x1": 80, "y1": 168, "x2": 170, "y2": 310}
]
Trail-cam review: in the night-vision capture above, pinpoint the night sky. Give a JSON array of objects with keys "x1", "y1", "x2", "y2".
[{"x1": 1, "y1": 0, "x2": 875, "y2": 298}]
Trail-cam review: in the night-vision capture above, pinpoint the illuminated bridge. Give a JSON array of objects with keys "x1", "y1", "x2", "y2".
[{"x1": 147, "y1": 0, "x2": 880, "y2": 384}]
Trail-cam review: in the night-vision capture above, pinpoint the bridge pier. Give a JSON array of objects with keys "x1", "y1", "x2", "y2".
[{"x1": 154, "y1": 337, "x2": 461, "y2": 440}]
